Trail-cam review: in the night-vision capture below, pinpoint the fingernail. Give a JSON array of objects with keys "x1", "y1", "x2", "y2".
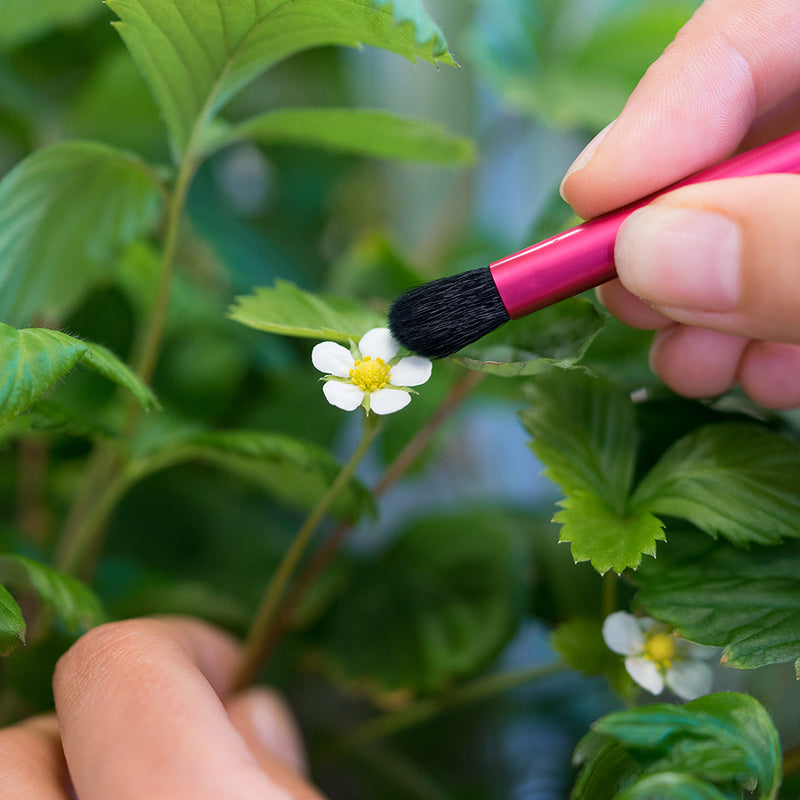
[
  {"x1": 244, "y1": 690, "x2": 307, "y2": 774},
  {"x1": 615, "y1": 206, "x2": 742, "y2": 312},
  {"x1": 559, "y1": 119, "x2": 616, "y2": 200}
]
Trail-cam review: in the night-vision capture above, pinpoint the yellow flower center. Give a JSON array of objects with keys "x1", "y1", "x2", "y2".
[
  {"x1": 643, "y1": 631, "x2": 677, "y2": 669},
  {"x1": 349, "y1": 356, "x2": 391, "y2": 392}
]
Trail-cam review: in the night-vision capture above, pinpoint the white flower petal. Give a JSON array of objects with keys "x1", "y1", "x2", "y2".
[
  {"x1": 369, "y1": 387, "x2": 411, "y2": 415},
  {"x1": 312, "y1": 341, "x2": 354, "y2": 377},
  {"x1": 390, "y1": 355, "x2": 432, "y2": 387},
  {"x1": 322, "y1": 380, "x2": 364, "y2": 411},
  {"x1": 602, "y1": 611, "x2": 646, "y2": 656},
  {"x1": 665, "y1": 660, "x2": 713, "y2": 701},
  {"x1": 358, "y1": 327, "x2": 399, "y2": 363},
  {"x1": 625, "y1": 656, "x2": 664, "y2": 695}
]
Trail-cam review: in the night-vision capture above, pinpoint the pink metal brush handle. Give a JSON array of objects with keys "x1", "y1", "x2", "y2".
[{"x1": 490, "y1": 129, "x2": 800, "y2": 319}]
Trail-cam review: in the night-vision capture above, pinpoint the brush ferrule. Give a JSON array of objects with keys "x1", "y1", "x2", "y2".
[{"x1": 489, "y1": 214, "x2": 621, "y2": 318}]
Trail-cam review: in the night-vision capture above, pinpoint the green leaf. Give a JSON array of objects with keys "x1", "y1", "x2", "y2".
[
  {"x1": 637, "y1": 534, "x2": 800, "y2": 670},
  {"x1": 0, "y1": 583, "x2": 26, "y2": 655},
  {"x1": 229, "y1": 280, "x2": 386, "y2": 343},
  {"x1": 0, "y1": 323, "x2": 157, "y2": 428},
  {"x1": 0, "y1": 0, "x2": 102, "y2": 49},
  {"x1": 0, "y1": 555, "x2": 107, "y2": 634},
  {"x1": 206, "y1": 107, "x2": 475, "y2": 164},
  {"x1": 554, "y1": 491, "x2": 665, "y2": 575},
  {"x1": 108, "y1": 0, "x2": 455, "y2": 161},
  {"x1": 615, "y1": 772, "x2": 731, "y2": 800},
  {"x1": 134, "y1": 429, "x2": 374, "y2": 522},
  {"x1": 521, "y1": 372, "x2": 662, "y2": 574},
  {"x1": 455, "y1": 298, "x2": 604, "y2": 377},
  {"x1": 633, "y1": 424, "x2": 800, "y2": 547},
  {"x1": 0, "y1": 141, "x2": 163, "y2": 327},
  {"x1": 521, "y1": 372, "x2": 637, "y2": 509},
  {"x1": 320, "y1": 511, "x2": 528, "y2": 694},
  {"x1": 571, "y1": 733, "x2": 644, "y2": 800},
  {"x1": 593, "y1": 693, "x2": 782, "y2": 799}
]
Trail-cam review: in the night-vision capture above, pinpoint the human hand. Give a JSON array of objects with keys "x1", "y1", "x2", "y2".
[
  {"x1": 560, "y1": 0, "x2": 800, "y2": 408},
  {"x1": 0, "y1": 617, "x2": 325, "y2": 800}
]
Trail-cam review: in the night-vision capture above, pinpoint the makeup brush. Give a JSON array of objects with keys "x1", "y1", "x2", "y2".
[{"x1": 389, "y1": 129, "x2": 800, "y2": 359}]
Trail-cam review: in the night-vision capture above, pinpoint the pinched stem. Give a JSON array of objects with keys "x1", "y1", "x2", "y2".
[{"x1": 234, "y1": 413, "x2": 383, "y2": 690}]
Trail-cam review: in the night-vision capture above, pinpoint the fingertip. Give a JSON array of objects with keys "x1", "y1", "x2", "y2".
[
  {"x1": 226, "y1": 688, "x2": 308, "y2": 776},
  {"x1": 650, "y1": 326, "x2": 747, "y2": 398},
  {"x1": 738, "y1": 341, "x2": 800, "y2": 409}
]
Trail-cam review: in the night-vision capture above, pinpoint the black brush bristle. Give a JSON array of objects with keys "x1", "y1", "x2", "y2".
[{"x1": 388, "y1": 267, "x2": 510, "y2": 359}]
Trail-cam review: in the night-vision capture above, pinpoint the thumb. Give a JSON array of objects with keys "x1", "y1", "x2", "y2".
[{"x1": 613, "y1": 174, "x2": 800, "y2": 344}]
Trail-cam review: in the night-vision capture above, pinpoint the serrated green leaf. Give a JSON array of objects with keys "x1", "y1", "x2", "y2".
[
  {"x1": 0, "y1": 324, "x2": 157, "y2": 428},
  {"x1": 0, "y1": 0, "x2": 102, "y2": 49},
  {"x1": 615, "y1": 772, "x2": 731, "y2": 800},
  {"x1": 0, "y1": 141, "x2": 163, "y2": 327},
  {"x1": 0, "y1": 583, "x2": 26, "y2": 655},
  {"x1": 633, "y1": 424, "x2": 800, "y2": 547},
  {"x1": 108, "y1": 0, "x2": 455, "y2": 161},
  {"x1": 370, "y1": 0, "x2": 450, "y2": 54},
  {"x1": 593, "y1": 693, "x2": 781, "y2": 799},
  {"x1": 206, "y1": 107, "x2": 475, "y2": 164},
  {"x1": 554, "y1": 490, "x2": 665, "y2": 575},
  {"x1": 637, "y1": 535, "x2": 800, "y2": 670},
  {"x1": 229, "y1": 280, "x2": 386, "y2": 343},
  {"x1": 521, "y1": 372, "x2": 659, "y2": 574},
  {"x1": 0, "y1": 555, "x2": 106, "y2": 634},
  {"x1": 521, "y1": 371, "x2": 637, "y2": 511},
  {"x1": 320, "y1": 511, "x2": 528, "y2": 694},
  {"x1": 455, "y1": 298, "x2": 604, "y2": 377},
  {"x1": 134, "y1": 429, "x2": 374, "y2": 522}
]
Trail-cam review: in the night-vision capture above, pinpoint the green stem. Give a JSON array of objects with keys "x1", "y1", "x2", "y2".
[
  {"x1": 123, "y1": 154, "x2": 197, "y2": 434},
  {"x1": 334, "y1": 660, "x2": 568, "y2": 754},
  {"x1": 234, "y1": 414, "x2": 383, "y2": 689},
  {"x1": 783, "y1": 744, "x2": 800, "y2": 777},
  {"x1": 602, "y1": 571, "x2": 618, "y2": 618}
]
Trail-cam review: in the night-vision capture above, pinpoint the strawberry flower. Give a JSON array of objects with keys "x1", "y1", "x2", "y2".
[
  {"x1": 602, "y1": 611, "x2": 714, "y2": 701},
  {"x1": 312, "y1": 327, "x2": 432, "y2": 415}
]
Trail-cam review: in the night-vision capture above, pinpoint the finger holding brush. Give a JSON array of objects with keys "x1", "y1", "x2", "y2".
[
  {"x1": 561, "y1": 0, "x2": 800, "y2": 407},
  {"x1": 390, "y1": 0, "x2": 800, "y2": 409}
]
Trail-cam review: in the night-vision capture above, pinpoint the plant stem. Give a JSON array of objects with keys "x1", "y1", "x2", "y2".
[
  {"x1": 239, "y1": 369, "x2": 485, "y2": 670},
  {"x1": 602, "y1": 571, "x2": 618, "y2": 618},
  {"x1": 784, "y1": 743, "x2": 800, "y2": 777},
  {"x1": 372, "y1": 369, "x2": 484, "y2": 497},
  {"x1": 16, "y1": 436, "x2": 51, "y2": 545},
  {"x1": 234, "y1": 414, "x2": 383, "y2": 690},
  {"x1": 136, "y1": 162, "x2": 194, "y2": 385},
  {"x1": 334, "y1": 660, "x2": 568, "y2": 754}
]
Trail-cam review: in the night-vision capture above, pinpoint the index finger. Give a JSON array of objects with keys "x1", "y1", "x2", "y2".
[
  {"x1": 561, "y1": 0, "x2": 800, "y2": 219},
  {"x1": 53, "y1": 617, "x2": 323, "y2": 800}
]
